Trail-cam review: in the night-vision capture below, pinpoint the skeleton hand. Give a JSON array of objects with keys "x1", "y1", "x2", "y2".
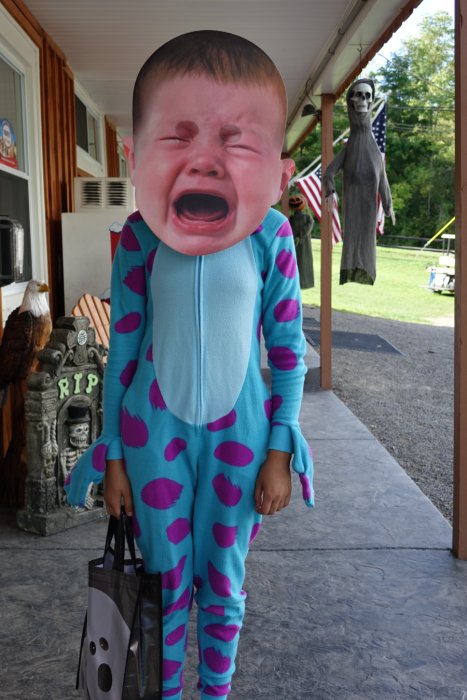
[{"x1": 84, "y1": 483, "x2": 94, "y2": 510}]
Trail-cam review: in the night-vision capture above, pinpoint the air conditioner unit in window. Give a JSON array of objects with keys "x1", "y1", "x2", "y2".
[{"x1": 74, "y1": 177, "x2": 135, "y2": 211}]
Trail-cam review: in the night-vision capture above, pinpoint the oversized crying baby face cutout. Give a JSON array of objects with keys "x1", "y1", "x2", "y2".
[{"x1": 124, "y1": 74, "x2": 295, "y2": 256}]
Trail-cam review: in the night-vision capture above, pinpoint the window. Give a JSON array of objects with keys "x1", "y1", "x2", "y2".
[
  {"x1": 0, "y1": 53, "x2": 31, "y2": 281},
  {"x1": 117, "y1": 140, "x2": 128, "y2": 178},
  {"x1": 0, "y1": 5, "x2": 46, "y2": 318},
  {"x1": 74, "y1": 84, "x2": 104, "y2": 177},
  {"x1": 75, "y1": 95, "x2": 100, "y2": 162}
]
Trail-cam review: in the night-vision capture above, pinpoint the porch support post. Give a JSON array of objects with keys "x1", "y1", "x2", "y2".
[
  {"x1": 320, "y1": 94, "x2": 334, "y2": 390},
  {"x1": 453, "y1": 0, "x2": 467, "y2": 558}
]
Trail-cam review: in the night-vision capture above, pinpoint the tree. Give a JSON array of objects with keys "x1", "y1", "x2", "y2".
[
  {"x1": 291, "y1": 12, "x2": 455, "y2": 248},
  {"x1": 374, "y1": 11, "x2": 454, "y2": 246}
]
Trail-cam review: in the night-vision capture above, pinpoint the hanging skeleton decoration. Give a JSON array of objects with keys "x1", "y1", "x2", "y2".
[{"x1": 323, "y1": 78, "x2": 395, "y2": 284}]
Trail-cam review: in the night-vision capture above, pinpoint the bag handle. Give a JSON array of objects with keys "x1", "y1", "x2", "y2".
[{"x1": 106, "y1": 508, "x2": 139, "y2": 572}]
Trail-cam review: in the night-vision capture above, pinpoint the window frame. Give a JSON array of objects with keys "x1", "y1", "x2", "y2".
[
  {"x1": 0, "y1": 5, "x2": 46, "y2": 318},
  {"x1": 75, "y1": 81, "x2": 105, "y2": 177}
]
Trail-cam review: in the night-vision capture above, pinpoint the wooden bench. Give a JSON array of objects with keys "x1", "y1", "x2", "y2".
[{"x1": 71, "y1": 293, "x2": 111, "y2": 350}]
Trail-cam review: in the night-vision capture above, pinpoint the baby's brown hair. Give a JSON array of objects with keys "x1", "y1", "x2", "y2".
[{"x1": 133, "y1": 30, "x2": 288, "y2": 137}]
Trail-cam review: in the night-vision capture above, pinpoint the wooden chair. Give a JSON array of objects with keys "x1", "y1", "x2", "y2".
[{"x1": 71, "y1": 293, "x2": 111, "y2": 350}]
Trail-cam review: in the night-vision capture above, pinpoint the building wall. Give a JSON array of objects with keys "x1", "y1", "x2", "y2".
[{"x1": 0, "y1": 0, "x2": 118, "y2": 458}]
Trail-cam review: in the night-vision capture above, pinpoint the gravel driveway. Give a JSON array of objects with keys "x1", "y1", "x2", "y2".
[{"x1": 303, "y1": 305, "x2": 454, "y2": 523}]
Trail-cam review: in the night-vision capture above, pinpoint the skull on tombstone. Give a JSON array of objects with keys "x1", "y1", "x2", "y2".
[
  {"x1": 67, "y1": 402, "x2": 91, "y2": 450},
  {"x1": 69, "y1": 422, "x2": 90, "y2": 449},
  {"x1": 349, "y1": 81, "x2": 373, "y2": 113}
]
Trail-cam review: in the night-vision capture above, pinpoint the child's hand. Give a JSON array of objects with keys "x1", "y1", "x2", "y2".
[
  {"x1": 104, "y1": 459, "x2": 134, "y2": 518},
  {"x1": 254, "y1": 450, "x2": 292, "y2": 515}
]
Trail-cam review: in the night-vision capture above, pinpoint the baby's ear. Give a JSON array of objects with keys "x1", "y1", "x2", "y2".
[
  {"x1": 278, "y1": 158, "x2": 295, "y2": 199},
  {"x1": 122, "y1": 136, "x2": 136, "y2": 182}
]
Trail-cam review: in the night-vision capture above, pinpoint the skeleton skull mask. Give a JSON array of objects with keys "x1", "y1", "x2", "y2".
[
  {"x1": 349, "y1": 82, "x2": 373, "y2": 113},
  {"x1": 69, "y1": 422, "x2": 90, "y2": 449}
]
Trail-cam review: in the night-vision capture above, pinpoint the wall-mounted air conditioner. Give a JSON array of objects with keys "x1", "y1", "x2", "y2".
[
  {"x1": 62, "y1": 178, "x2": 136, "y2": 313},
  {"x1": 74, "y1": 177, "x2": 135, "y2": 211}
]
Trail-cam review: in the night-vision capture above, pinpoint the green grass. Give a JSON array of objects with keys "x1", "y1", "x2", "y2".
[{"x1": 300, "y1": 241, "x2": 454, "y2": 325}]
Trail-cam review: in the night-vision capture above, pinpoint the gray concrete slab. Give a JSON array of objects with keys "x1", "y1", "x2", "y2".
[
  {"x1": 236, "y1": 549, "x2": 467, "y2": 700},
  {"x1": 0, "y1": 384, "x2": 464, "y2": 699}
]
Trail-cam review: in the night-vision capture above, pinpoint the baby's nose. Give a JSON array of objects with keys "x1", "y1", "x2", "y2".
[{"x1": 187, "y1": 151, "x2": 225, "y2": 178}]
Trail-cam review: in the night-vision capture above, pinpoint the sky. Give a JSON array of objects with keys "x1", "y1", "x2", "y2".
[{"x1": 367, "y1": 0, "x2": 454, "y2": 72}]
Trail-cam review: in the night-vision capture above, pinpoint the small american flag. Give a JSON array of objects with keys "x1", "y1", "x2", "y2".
[
  {"x1": 296, "y1": 101, "x2": 388, "y2": 243},
  {"x1": 297, "y1": 166, "x2": 342, "y2": 245},
  {"x1": 372, "y1": 103, "x2": 387, "y2": 235}
]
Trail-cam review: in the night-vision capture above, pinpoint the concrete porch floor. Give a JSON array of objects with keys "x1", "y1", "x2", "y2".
[{"x1": 0, "y1": 362, "x2": 466, "y2": 698}]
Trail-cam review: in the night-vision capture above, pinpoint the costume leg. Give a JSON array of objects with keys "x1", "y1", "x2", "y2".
[
  {"x1": 123, "y1": 398, "x2": 200, "y2": 699},
  {"x1": 193, "y1": 393, "x2": 269, "y2": 699}
]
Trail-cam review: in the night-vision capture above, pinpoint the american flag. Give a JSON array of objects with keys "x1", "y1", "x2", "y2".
[
  {"x1": 372, "y1": 103, "x2": 387, "y2": 235},
  {"x1": 296, "y1": 102, "x2": 388, "y2": 244}
]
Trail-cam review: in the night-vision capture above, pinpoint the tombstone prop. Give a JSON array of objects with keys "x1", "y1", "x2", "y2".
[
  {"x1": 323, "y1": 78, "x2": 395, "y2": 285},
  {"x1": 17, "y1": 316, "x2": 106, "y2": 536}
]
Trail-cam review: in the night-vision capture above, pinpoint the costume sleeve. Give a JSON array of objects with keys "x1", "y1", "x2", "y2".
[
  {"x1": 262, "y1": 219, "x2": 314, "y2": 507},
  {"x1": 64, "y1": 220, "x2": 147, "y2": 506}
]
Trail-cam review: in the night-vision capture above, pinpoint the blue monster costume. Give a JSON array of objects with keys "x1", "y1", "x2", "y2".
[{"x1": 65, "y1": 206, "x2": 314, "y2": 699}]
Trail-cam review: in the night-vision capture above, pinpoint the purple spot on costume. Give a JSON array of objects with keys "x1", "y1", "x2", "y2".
[
  {"x1": 212, "y1": 523, "x2": 237, "y2": 548},
  {"x1": 214, "y1": 441, "x2": 254, "y2": 467},
  {"x1": 166, "y1": 518, "x2": 190, "y2": 544},
  {"x1": 120, "y1": 359, "x2": 138, "y2": 387},
  {"x1": 276, "y1": 249, "x2": 297, "y2": 278},
  {"x1": 269, "y1": 346, "x2": 298, "y2": 371},
  {"x1": 208, "y1": 561, "x2": 232, "y2": 597},
  {"x1": 212, "y1": 474, "x2": 242, "y2": 506},
  {"x1": 92, "y1": 443, "x2": 107, "y2": 472},
  {"x1": 166, "y1": 624, "x2": 186, "y2": 646},
  {"x1": 121, "y1": 408, "x2": 148, "y2": 447},
  {"x1": 165, "y1": 437, "x2": 187, "y2": 461},
  {"x1": 120, "y1": 224, "x2": 141, "y2": 251},
  {"x1": 142, "y1": 478, "x2": 184, "y2": 509},
  {"x1": 147, "y1": 247, "x2": 157, "y2": 274},
  {"x1": 124, "y1": 266, "x2": 146, "y2": 295},
  {"x1": 207, "y1": 410, "x2": 237, "y2": 432},
  {"x1": 204, "y1": 624, "x2": 240, "y2": 642},
  {"x1": 115, "y1": 312, "x2": 141, "y2": 334},
  {"x1": 204, "y1": 647, "x2": 232, "y2": 674},
  {"x1": 249, "y1": 522, "x2": 261, "y2": 543},
  {"x1": 163, "y1": 659, "x2": 182, "y2": 681},
  {"x1": 274, "y1": 298, "x2": 300, "y2": 322},
  {"x1": 149, "y1": 378, "x2": 167, "y2": 409},
  {"x1": 162, "y1": 556, "x2": 187, "y2": 590}
]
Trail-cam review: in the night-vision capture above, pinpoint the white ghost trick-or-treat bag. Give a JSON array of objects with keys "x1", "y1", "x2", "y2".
[{"x1": 77, "y1": 513, "x2": 163, "y2": 700}]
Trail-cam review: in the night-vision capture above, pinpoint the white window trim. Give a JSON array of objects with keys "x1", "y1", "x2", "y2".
[
  {"x1": 0, "y1": 5, "x2": 47, "y2": 321},
  {"x1": 74, "y1": 80, "x2": 106, "y2": 178}
]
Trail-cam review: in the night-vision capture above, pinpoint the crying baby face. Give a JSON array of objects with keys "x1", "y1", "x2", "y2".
[{"x1": 124, "y1": 74, "x2": 294, "y2": 256}]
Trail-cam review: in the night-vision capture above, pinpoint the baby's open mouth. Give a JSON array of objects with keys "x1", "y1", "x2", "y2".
[{"x1": 175, "y1": 193, "x2": 229, "y2": 223}]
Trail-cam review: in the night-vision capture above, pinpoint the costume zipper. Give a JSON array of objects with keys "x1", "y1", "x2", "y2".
[{"x1": 195, "y1": 256, "x2": 204, "y2": 429}]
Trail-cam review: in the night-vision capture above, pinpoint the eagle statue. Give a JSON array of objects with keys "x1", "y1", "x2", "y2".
[{"x1": 0, "y1": 280, "x2": 52, "y2": 507}]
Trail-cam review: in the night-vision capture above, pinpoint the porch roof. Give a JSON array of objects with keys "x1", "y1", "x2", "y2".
[{"x1": 22, "y1": 0, "x2": 422, "y2": 151}]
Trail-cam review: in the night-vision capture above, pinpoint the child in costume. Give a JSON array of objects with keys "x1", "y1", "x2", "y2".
[{"x1": 65, "y1": 30, "x2": 314, "y2": 700}]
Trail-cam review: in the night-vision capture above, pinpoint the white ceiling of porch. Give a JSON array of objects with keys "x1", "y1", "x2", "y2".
[{"x1": 23, "y1": 0, "x2": 420, "y2": 151}]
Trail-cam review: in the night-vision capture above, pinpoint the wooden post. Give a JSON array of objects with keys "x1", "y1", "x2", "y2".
[
  {"x1": 453, "y1": 0, "x2": 467, "y2": 558},
  {"x1": 320, "y1": 94, "x2": 334, "y2": 390}
]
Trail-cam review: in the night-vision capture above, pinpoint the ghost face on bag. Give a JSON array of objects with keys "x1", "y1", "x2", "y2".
[
  {"x1": 86, "y1": 588, "x2": 131, "y2": 699},
  {"x1": 123, "y1": 74, "x2": 294, "y2": 256}
]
